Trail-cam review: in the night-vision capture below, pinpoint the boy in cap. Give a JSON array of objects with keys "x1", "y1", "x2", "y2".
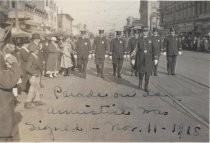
[
  {"x1": 92, "y1": 29, "x2": 108, "y2": 78},
  {"x1": 136, "y1": 26, "x2": 158, "y2": 92},
  {"x1": 24, "y1": 46, "x2": 45, "y2": 109},
  {"x1": 163, "y1": 27, "x2": 182, "y2": 75},
  {"x1": 75, "y1": 30, "x2": 91, "y2": 79},
  {"x1": 110, "y1": 31, "x2": 126, "y2": 78}
]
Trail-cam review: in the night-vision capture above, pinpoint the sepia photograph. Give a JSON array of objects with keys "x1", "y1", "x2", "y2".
[{"x1": 0, "y1": 0, "x2": 209, "y2": 142}]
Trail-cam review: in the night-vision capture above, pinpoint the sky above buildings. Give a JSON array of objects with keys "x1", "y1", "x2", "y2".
[{"x1": 56, "y1": 0, "x2": 140, "y2": 34}]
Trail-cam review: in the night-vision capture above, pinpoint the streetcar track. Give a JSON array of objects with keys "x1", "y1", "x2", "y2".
[
  {"x1": 150, "y1": 82, "x2": 209, "y2": 129},
  {"x1": 181, "y1": 52, "x2": 210, "y2": 62},
  {"x1": 158, "y1": 65, "x2": 210, "y2": 88}
]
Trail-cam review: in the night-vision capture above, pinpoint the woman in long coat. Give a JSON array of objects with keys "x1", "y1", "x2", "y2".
[
  {"x1": 46, "y1": 37, "x2": 59, "y2": 78},
  {"x1": 60, "y1": 38, "x2": 73, "y2": 76}
]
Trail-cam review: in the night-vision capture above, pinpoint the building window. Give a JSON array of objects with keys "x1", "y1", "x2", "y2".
[
  {"x1": 204, "y1": 1, "x2": 207, "y2": 14},
  {"x1": 46, "y1": 0, "x2": 48, "y2": 6},
  {"x1": 11, "y1": 1, "x2": 16, "y2": 8}
]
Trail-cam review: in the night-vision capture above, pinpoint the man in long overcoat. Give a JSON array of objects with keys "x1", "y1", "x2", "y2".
[
  {"x1": 92, "y1": 30, "x2": 108, "y2": 78},
  {"x1": 76, "y1": 30, "x2": 91, "y2": 79},
  {"x1": 136, "y1": 27, "x2": 158, "y2": 92},
  {"x1": 110, "y1": 31, "x2": 126, "y2": 78}
]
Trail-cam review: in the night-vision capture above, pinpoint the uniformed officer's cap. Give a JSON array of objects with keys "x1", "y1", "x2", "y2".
[
  {"x1": 153, "y1": 28, "x2": 158, "y2": 32},
  {"x1": 99, "y1": 30, "x2": 104, "y2": 34},
  {"x1": 80, "y1": 30, "x2": 87, "y2": 35},
  {"x1": 142, "y1": 26, "x2": 149, "y2": 32},
  {"x1": 170, "y1": 27, "x2": 175, "y2": 32},
  {"x1": 116, "y1": 31, "x2": 122, "y2": 36},
  {"x1": 32, "y1": 33, "x2": 40, "y2": 39}
]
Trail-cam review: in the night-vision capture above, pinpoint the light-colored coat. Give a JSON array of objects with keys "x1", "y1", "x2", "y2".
[{"x1": 61, "y1": 42, "x2": 73, "y2": 68}]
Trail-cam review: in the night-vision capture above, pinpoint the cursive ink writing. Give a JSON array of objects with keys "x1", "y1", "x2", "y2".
[
  {"x1": 25, "y1": 121, "x2": 83, "y2": 141},
  {"x1": 54, "y1": 86, "x2": 136, "y2": 99},
  {"x1": 47, "y1": 104, "x2": 131, "y2": 116},
  {"x1": 138, "y1": 106, "x2": 168, "y2": 116},
  {"x1": 109, "y1": 122, "x2": 201, "y2": 139}
]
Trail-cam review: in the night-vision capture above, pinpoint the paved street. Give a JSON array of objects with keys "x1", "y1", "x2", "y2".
[{"x1": 15, "y1": 50, "x2": 209, "y2": 142}]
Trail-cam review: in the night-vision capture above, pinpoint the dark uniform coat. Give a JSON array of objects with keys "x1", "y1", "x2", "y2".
[
  {"x1": 110, "y1": 37, "x2": 126, "y2": 64},
  {"x1": 163, "y1": 35, "x2": 182, "y2": 56},
  {"x1": 136, "y1": 36, "x2": 158, "y2": 73},
  {"x1": 0, "y1": 54, "x2": 21, "y2": 138},
  {"x1": 93, "y1": 36, "x2": 108, "y2": 64},
  {"x1": 76, "y1": 37, "x2": 91, "y2": 64},
  {"x1": 152, "y1": 36, "x2": 163, "y2": 57},
  {"x1": 127, "y1": 37, "x2": 138, "y2": 54}
]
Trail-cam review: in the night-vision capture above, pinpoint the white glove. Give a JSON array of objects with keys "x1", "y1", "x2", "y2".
[
  {"x1": 105, "y1": 54, "x2": 108, "y2": 58},
  {"x1": 131, "y1": 59, "x2": 135, "y2": 65},
  {"x1": 123, "y1": 55, "x2": 126, "y2": 58},
  {"x1": 17, "y1": 78, "x2": 22, "y2": 84},
  {"x1": 74, "y1": 55, "x2": 77, "y2": 59},
  {"x1": 127, "y1": 55, "x2": 130, "y2": 58},
  {"x1": 154, "y1": 60, "x2": 158, "y2": 65},
  {"x1": 163, "y1": 52, "x2": 166, "y2": 56},
  {"x1": 109, "y1": 56, "x2": 112, "y2": 60},
  {"x1": 88, "y1": 54, "x2": 91, "y2": 59},
  {"x1": 179, "y1": 51, "x2": 182, "y2": 55},
  {"x1": 92, "y1": 54, "x2": 95, "y2": 57}
]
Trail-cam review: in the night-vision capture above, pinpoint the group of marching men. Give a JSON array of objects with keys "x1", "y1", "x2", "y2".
[
  {"x1": 74, "y1": 26, "x2": 182, "y2": 93},
  {"x1": 0, "y1": 26, "x2": 182, "y2": 140}
]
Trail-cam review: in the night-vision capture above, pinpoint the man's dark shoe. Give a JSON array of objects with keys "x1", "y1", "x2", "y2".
[
  {"x1": 144, "y1": 88, "x2": 149, "y2": 93},
  {"x1": 33, "y1": 101, "x2": 46, "y2": 106},
  {"x1": 24, "y1": 102, "x2": 33, "y2": 109}
]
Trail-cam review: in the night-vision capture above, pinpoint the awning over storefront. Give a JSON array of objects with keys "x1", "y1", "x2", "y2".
[{"x1": 11, "y1": 28, "x2": 31, "y2": 38}]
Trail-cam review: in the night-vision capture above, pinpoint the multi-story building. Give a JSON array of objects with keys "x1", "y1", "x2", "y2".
[
  {"x1": 123, "y1": 16, "x2": 142, "y2": 37},
  {"x1": 57, "y1": 13, "x2": 73, "y2": 35},
  {"x1": 0, "y1": 1, "x2": 10, "y2": 23},
  {"x1": 159, "y1": 1, "x2": 210, "y2": 35},
  {"x1": 7, "y1": 0, "x2": 58, "y2": 33},
  {"x1": 139, "y1": 0, "x2": 160, "y2": 30}
]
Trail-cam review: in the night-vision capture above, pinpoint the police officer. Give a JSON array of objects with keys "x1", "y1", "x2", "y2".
[
  {"x1": 110, "y1": 31, "x2": 126, "y2": 78},
  {"x1": 76, "y1": 30, "x2": 91, "y2": 79},
  {"x1": 152, "y1": 28, "x2": 162, "y2": 76},
  {"x1": 136, "y1": 27, "x2": 158, "y2": 92},
  {"x1": 127, "y1": 29, "x2": 139, "y2": 76},
  {"x1": 93, "y1": 29, "x2": 108, "y2": 78},
  {"x1": 163, "y1": 27, "x2": 182, "y2": 75}
]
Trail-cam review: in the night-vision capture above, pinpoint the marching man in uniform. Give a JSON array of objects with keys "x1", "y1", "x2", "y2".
[
  {"x1": 92, "y1": 29, "x2": 108, "y2": 78},
  {"x1": 75, "y1": 30, "x2": 91, "y2": 79},
  {"x1": 152, "y1": 28, "x2": 162, "y2": 76},
  {"x1": 110, "y1": 31, "x2": 126, "y2": 78},
  {"x1": 127, "y1": 29, "x2": 139, "y2": 76},
  {"x1": 135, "y1": 26, "x2": 158, "y2": 92},
  {"x1": 163, "y1": 27, "x2": 182, "y2": 75}
]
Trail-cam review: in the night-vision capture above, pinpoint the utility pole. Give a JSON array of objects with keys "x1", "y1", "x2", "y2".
[{"x1": 15, "y1": 0, "x2": 19, "y2": 30}]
